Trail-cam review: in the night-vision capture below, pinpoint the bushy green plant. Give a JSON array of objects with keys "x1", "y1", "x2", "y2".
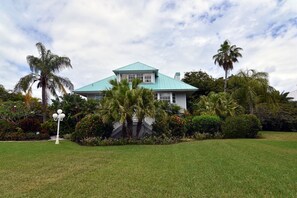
[
  {"x1": 152, "y1": 111, "x2": 171, "y2": 137},
  {"x1": 191, "y1": 115, "x2": 221, "y2": 134},
  {"x1": 72, "y1": 114, "x2": 113, "y2": 142},
  {"x1": 192, "y1": 132, "x2": 224, "y2": 140},
  {"x1": 0, "y1": 119, "x2": 17, "y2": 133},
  {"x1": 18, "y1": 118, "x2": 41, "y2": 133},
  {"x1": 41, "y1": 121, "x2": 57, "y2": 136},
  {"x1": 169, "y1": 115, "x2": 186, "y2": 137},
  {"x1": 0, "y1": 132, "x2": 49, "y2": 141},
  {"x1": 222, "y1": 114, "x2": 262, "y2": 138},
  {"x1": 79, "y1": 135, "x2": 181, "y2": 146},
  {"x1": 62, "y1": 134, "x2": 72, "y2": 140}
]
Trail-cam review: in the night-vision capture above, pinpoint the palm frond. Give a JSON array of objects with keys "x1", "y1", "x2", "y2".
[{"x1": 14, "y1": 73, "x2": 37, "y2": 93}]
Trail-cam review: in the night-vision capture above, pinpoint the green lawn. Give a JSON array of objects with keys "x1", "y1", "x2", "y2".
[{"x1": 0, "y1": 132, "x2": 297, "y2": 198}]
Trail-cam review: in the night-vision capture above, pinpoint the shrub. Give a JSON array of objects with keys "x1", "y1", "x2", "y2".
[
  {"x1": 152, "y1": 111, "x2": 171, "y2": 137},
  {"x1": 0, "y1": 119, "x2": 17, "y2": 133},
  {"x1": 191, "y1": 115, "x2": 221, "y2": 134},
  {"x1": 79, "y1": 135, "x2": 181, "y2": 146},
  {"x1": 72, "y1": 114, "x2": 113, "y2": 142},
  {"x1": 0, "y1": 132, "x2": 49, "y2": 141},
  {"x1": 18, "y1": 118, "x2": 41, "y2": 133},
  {"x1": 62, "y1": 133, "x2": 72, "y2": 140},
  {"x1": 41, "y1": 121, "x2": 57, "y2": 136},
  {"x1": 169, "y1": 115, "x2": 186, "y2": 137},
  {"x1": 222, "y1": 114, "x2": 262, "y2": 138},
  {"x1": 192, "y1": 132, "x2": 224, "y2": 140}
]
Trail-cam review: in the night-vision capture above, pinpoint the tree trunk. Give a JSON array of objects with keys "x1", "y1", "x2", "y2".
[
  {"x1": 122, "y1": 122, "x2": 127, "y2": 138},
  {"x1": 136, "y1": 118, "x2": 143, "y2": 139},
  {"x1": 126, "y1": 117, "x2": 133, "y2": 138},
  {"x1": 224, "y1": 70, "x2": 228, "y2": 92},
  {"x1": 41, "y1": 84, "x2": 47, "y2": 122}
]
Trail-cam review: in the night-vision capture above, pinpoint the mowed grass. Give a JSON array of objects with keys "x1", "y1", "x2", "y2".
[{"x1": 0, "y1": 132, "x2": 297, "y2": 198}]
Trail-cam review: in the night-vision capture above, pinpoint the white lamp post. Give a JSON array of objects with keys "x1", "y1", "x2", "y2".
[{"x1": 52, "y1": 109, "x2": 65, "y2": 144}]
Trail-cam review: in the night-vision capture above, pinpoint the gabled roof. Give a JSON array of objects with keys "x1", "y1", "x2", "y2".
[
  {"x1": 74, "y1": 73, "x2": 197, "y2": 96},
  {"x1": 113, "y1": 62, "x2": 158, "y2": 74}
]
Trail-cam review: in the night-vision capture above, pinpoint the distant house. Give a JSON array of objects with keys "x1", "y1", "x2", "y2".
[{"x1": 74, "y1": 62, "x2": 198, "y2": 111}]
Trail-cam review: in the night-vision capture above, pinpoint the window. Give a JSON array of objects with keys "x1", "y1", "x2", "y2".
[
  {"x1": 128, "y1": 74, "x2": 135, "y2": 82},
  {"x1": 144, "y1": 74, "x2": 151, "y2": 83},
  {"x1": 172, "y1": 93, "x2": 176, "y2": 103},
  {"x1": 121, "y1": 74, "x2": 128, "y2": 80},
  {"x1": 136, "y1": 74, "x2": 143, "y2": 82},
  {"x1": 159, "y1": 93, "x2": 171, "y2": 103}
]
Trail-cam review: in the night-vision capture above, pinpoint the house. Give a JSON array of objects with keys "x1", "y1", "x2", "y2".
[
  {"x1": 73, "y1": 62, "x2": 198, "y2": 137},
  {"x1": 74, "y1": 62, "x2": 198, "y2": 110}
]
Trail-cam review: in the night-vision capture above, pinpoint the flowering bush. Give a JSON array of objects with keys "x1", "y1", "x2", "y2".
[{"x1": 169, "y1": 115, "x2": 186, "y2": 137}]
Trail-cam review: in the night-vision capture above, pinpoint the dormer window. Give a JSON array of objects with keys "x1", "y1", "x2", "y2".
[{"x1": 144, "y1": 74, "x2": 152, "y2": 83}]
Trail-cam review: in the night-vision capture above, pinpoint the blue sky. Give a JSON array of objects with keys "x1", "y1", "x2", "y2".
[{"x1": 0, "y1": 0, "x2": 297, "y2": 99}]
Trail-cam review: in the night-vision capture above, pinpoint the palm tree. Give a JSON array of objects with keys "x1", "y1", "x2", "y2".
[
  {"x1": 135, "y1": 88, "x2": 155, "y2": 138},
  {"x1": 194, "y1": 92, "x2": 240, "y2": 119},
  {"x1": 213, "y1": 40, "x2": 243, "y2": 92},
  {"x1": 100, "y1": 78, "x2": 156, "y2": 138},
  {"x1": 100, "y1": 79, "x2": 138, "y2": 138},
  {"x1": 230, "y1": 69, "x2": 273, "y2": 114},
  {"x1": 14, "y1": 42, "x2": 73, "y2": 122}
]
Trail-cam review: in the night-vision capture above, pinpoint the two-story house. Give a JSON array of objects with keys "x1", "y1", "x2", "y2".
[
  {"x1": 74, "y1": 62, "x2": 198, "y2": 110},
  {"x1": 73, "y1": 62, "x2": 198, "y2": 137}
]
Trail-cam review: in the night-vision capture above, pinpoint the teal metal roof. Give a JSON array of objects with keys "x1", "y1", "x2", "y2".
[
  {"x1": 140, "y1": 73, "x2": 197, "y2": 91},
  {"x1": 74, "y1": 73, "x2": 197, "y2": 95},
  {"x1": 113, "y1": 62, "x2": 158, "y2": 74},
  {"x1": 74, "y1": 75, "x2": 116, "y2": 94}
]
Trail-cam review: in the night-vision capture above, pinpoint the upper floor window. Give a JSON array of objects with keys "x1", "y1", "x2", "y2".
[
  {"x1": 144, "y1": 74, "x2": 152, "y2": 83},
  {"x1": 128, "y1": 74, "x2": 135, "y2": 82},
  {"x1": 120, "y1": 73, "x2": 153, "y2": 83},
  {"x1": 136, "y1": 74, "x2": 143, "y2": 82}
]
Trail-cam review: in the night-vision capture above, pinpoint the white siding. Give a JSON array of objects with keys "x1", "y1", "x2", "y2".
[{"x1": 175, "y1": 93, "x2": 187, "y2": 111}]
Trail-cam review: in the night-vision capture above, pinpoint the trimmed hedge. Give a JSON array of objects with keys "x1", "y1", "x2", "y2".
[
  {"x1": 191, "y1": 115, "x2": 221, "y2": 134},
  {"x1": 72, "y1": 114, "x2": 113, "y2": 142},
  {"x1": 222, "y1": 114, "x2": 262, "y2": 138},
  {"x1": 0, "y1": 132, "x2": 49, "y2": 141}
]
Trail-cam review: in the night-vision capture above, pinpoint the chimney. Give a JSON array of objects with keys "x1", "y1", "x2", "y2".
[{"x1": 174, "y1": 72, "x2": 180, "y2": 80}]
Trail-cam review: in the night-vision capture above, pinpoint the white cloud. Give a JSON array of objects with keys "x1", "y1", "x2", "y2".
[{"x1": 0, "y1": 0, "x2": 297, "y2": 100}]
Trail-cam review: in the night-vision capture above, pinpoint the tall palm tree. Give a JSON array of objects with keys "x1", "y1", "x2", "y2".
[
  {"x1": 213, "y1": 40, "x2": 243, "y2": 92},
  {"x1": 14, "y1": 42, "x2": 73, "y2": 122}
]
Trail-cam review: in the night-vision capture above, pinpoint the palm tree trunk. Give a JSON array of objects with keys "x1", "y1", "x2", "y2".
[
  {"x1": 126, "y1": 117, "x2": 133, "y2": 138},
  {"x1": 122, "y1": 122, "x2": 127, "y2": 138},
  {"x1": 136, "y1": 118, "x2": 143, "y2": 139},
  {"x1": 224, "y1": 70, "x2": 228, "y2": 92},
  {"x1": 41, "y1": 85, "x2": 47, "y2": 122}
]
